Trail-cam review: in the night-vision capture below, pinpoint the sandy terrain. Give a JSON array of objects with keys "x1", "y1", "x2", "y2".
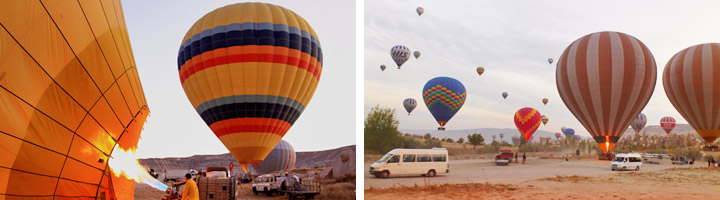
[
  {"x1": 366, "y1": 167, "x2": 720, "y2": 199},
  {"x1": 364, "y1": 157, "x2": 697, "y2": 189}
]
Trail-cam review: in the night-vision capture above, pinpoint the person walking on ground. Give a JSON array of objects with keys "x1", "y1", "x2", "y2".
[
  {"x1": 522, "y1": 153, "x2": 527, "y2": 164},
  {"x1": 173, "y1": 174, "x2": 199, "y2": 200},
  {"x1": 515, "y1": 153, "x2": 519, "y2": 164}
]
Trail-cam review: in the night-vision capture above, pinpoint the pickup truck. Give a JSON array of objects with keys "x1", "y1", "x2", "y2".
[{"x1": 495, "y1": 150, "x2": 513, "y2": 165}]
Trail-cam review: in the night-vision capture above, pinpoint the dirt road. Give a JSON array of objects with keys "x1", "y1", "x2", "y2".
[{"x1": 365, "y1": 157, "x2": 695, "y2": 189}]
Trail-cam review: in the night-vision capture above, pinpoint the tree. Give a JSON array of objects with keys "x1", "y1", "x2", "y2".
[
  {"x1": 468, "y1": 133, "x2": 485, "y2": 149},
  {"x1": 457, "y1": 138, "x2": 465, "y2": 143},
  {"x1": 424, "y1": 137, "x2": 442, "y2": 148},
  {"x1": 364, "y1": 105, "x2": 402, "y2": 154},
  {"x1": 424, "y1": 133, "x2": 432, "y2": 139}
]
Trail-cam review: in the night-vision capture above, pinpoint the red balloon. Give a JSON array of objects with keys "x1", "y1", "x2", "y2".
[
  {"x1": 660, "y1": 117, "x2": 676, "y2": 135},
  {"x1": 514, "y1": 107, "x2": 542, "y2": 141}
]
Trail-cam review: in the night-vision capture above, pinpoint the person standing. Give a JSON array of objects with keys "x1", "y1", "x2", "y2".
[
  {"x1": 515, "y1": 153, "x2": 519, "y2": 164},
  {"x1": 522, "y1": 153, "x2": 526, "y2": 164},
  {"x1": 173, "y1": 173, "x2": 199, "y2": 200}
]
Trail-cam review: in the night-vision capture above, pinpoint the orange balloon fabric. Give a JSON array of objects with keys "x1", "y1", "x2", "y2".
[
  {"x1": 556, "y1": 31, "x2": 656, "y2": 152},
  {"x1": 0, "y1": 0, "x2": 148, "y2": 199},
  {"x1": 663, "y1": 43, "x2": 720, "y2": 143}
]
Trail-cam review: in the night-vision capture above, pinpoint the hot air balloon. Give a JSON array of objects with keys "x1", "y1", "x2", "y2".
[
  {"x1": 564, "y1": 128, "x2": 575, "y2": 137},
  {"x1": 250, "y1": 140, "x2": 296, "y2": 174},
  {"x1": 0, "y1": 1, "x2": 151, "y2": 198},
  {"x1": 631, "y1": 113, "x2": 647, "y2": 134},
  {"x1": 414, "y1": 51, "x2": 421, "y2": 59},
  {"x1": 476, "y1": 67, "x2": 485, "y2": 76},
  {"x1": 492, "y1": 135, "x2": 497, "y2": 140},
  {"x1": 380, "y1": 65, "x2": 387, "y2": 71},
  {"x1": 391, "y1": 45, "x2": 411, "y2": 69},
  {"x1": 417, "y1": 7, "x2": 424, "y2": 16},
  {"x1": 403, "y1": 98, "x2": 417, "y2": 115},
  {"x1": 511, "y1": 136, "x2": 521, "y2": 145},
  {"x1": 499, "y1": 133, "x2": 505, "y2": 140},
  {"x1": 422, "y1": 77, "x2": 467, "y2": 130},
  {"x1": 514, "y1": 107, "x2": 542, "y2": 141},
  {"x1": 660, "y1": 117, "x2": 676, "y2": 135},
  {"x1": 541, "y1": 115, "x2": 549, "y2": 125},
  {"x1": 178, "y1": 3, "x2": 323, "y2": 172},
  {"x1": 561, "y1": 127, "x2": 567, "y2": 134},
  {"x1": 555, "y1": 132, "x2": 562, "y2": 139},
  {"x1": 542, "y1": 98, "x2": 549, "y2": 105},
  {"x1": 663, "y1": 43, "x2": 720, "y2": 144},
  {"x1": 502, "y1": 92, "x2": 508, "y2": 99},
  {"x1": 548, "y1": 58, "x2": 554, "y2": 64},
  {"x1": 557, "y1": 31, "x2": 656, "y2": 153}
]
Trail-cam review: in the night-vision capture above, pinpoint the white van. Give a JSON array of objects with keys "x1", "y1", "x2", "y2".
[
  {"x1": 369, "y1": 148, "x2": 449, "y2": 178},
  {"x1": 611, "y1": 153, "x2": 642, "y2": 171}
]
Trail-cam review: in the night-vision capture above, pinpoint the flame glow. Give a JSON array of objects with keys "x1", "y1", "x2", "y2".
[{"x1": 108, "y1": 145, "x2": 168, "y2": 191}]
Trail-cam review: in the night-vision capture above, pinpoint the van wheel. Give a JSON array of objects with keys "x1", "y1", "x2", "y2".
[
  {"x1": 252, "y1": 187, "x2": 258, "y2": 195},
  {"x1": 381, "y1": 171, "x2": 390, "y2": 179},
  {"x1": 635, "y1": 166, "x2": 640, "y2": 171},
  {"x1": 611, "y1": 168, "x2": 615, "y2": 171},
  {"x1": 427, "y1": 170, "x2": 436, "y2": 177}
]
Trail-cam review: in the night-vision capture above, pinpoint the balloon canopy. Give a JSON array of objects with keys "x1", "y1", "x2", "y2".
[
  {"x1": 416, "y1": 7, "x2": 424, "y2": 16},
  {"x1": 631, "y1": 113, "x2": 647, "y2": 133},
  {"x1": 663, "y1": 43, "x2": 720, "y2": 143},
  {"x1": 556, "y1": 31, "x2": 656, "y2": 153},
  {"x1": 422, "y1": 77, "x2": 466, "y2": 130},
  {"x1": 660, "y1": 116, "x2": 676, "y2": 135},
  {"x1": 380, "y1": 65, "x2": 386, "y2": 71},
  {"x1": 476, "y1": 67, "x2": 485, "y2": 76},
  {"x1": 391, "y1": 45, "x2": 411, "y2": 68},
  {"x1": 0, "y1": 1, "x2": 149, "y2": 199},
  {"x1": 177, "y1": 3, "x2": 323, "y2": 172},
  {"x1": 542, "y1": 98, "x2": 549, "y2": 105},
  {"x1": 250, "y1": 140, "x2": 296, "y2": 174},
  {"x1": 514, "y1": 107, "x2": 542, "y2": 141},
  {"x1": 414, "y1": 51, "x2": 421, "y2": 59},
  {"x1": 541, "y1": 115, "x2": 549, "y2": 125},
  {"x1": 502, "y1": 92, "x2": 508, "y2": 99},
  {"x1": 403, "y1": 98, "x2": 417, "y2": 115},
  {"x1": 564, "y1": 128, "x2": 575, "y2": 136}
]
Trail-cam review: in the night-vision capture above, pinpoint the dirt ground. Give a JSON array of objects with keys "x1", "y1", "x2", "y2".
[
  {"x1": 365, "y1": 167, "x2": 720, "y2": 199},
  {"x1": 135, "y1": 180, "x2": 355, "y2": 200},
  {"x1": 364, "y1": 157, "x2": 698, "y2": 189}
]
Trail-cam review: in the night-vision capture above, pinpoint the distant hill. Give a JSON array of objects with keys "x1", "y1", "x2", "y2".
[
  {"x1": 139, "y1": 145, "x2": 355, "y2": 175},
  {"x1": 400, "y1": 124, "x2": 700, "y2": 143}
]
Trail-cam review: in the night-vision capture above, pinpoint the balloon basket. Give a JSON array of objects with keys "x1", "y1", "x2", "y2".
[
  {"x1": 438, "y1": 127, "x2": 445, "y2": 131},
  {"x1": 598, "y1": 152, "x2": 615, "y2": 160},
  {"x1": 703, "y1": 145, "x2": 719, "y2": 152}
]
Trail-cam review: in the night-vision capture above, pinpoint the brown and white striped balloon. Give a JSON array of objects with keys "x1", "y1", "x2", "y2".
[
  {"x1": 663, "y1": 43, "x2": 720, "y2": 143},
  {"x1": 556, "y1": 31, "x2": 656, "y2": 152}
]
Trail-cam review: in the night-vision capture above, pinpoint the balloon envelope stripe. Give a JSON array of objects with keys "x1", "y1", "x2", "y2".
[
  {"x1": 179, "y1": 51, "x2": 321, "y2": 83},
  {"x1": 178, "y1": 22, "x2": 321, "y2": 68},
  {"x1": 195, "y1": 95, "x2": 305, "y2": 115},
  {"x1": 200, "y1": 102, "x2": 301, "y2": 126}
]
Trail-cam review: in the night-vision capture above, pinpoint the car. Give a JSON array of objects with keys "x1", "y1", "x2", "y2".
[
  {"x1": 369, "y1": 148, "x2": 449, "y2": 178},
  {"x1": 252, "y1": 174, "x2": 292, "y2": 196},
  {"x1": 611, "y1": 153, "x2": 642, "y2": 171}
]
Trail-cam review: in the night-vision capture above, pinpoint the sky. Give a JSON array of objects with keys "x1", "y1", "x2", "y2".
[
  {"x1": 364, "y1": 0, "x2": 720, "y2": 138},
  {"x1": 122, "y1": 0, "x2": 356, "y2": 158}
]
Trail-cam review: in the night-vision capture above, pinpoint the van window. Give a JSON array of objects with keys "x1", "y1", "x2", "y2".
[
  {"x1": 377, "y1": 154, "x2": 393, "y2": 163},
  {"x1": 403, "y1": 154, "x2": 416, "y2": 162},
  {"x1": 417, "y1": 154, "x2": 431, "y2": 162},
  {"x1": 613, "y1": 157, "x2": 625, "y2": 162},
  {"x1": 432, "y1": 154, "x2": 446, "y2": 162},
  {"x1": 388, "y1": 155, "x2": 400, "y2": 163},
  {"x1": 630, "y1": 157, "x2": 642, "y2": 162}
]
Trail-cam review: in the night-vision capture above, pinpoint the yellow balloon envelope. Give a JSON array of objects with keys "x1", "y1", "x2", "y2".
[{"x1": 177, "y1": 3, "x2": 322, "y2": 172}]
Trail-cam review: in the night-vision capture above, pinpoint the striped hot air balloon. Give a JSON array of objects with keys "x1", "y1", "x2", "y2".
[
  {"x1": 660, "y1": 117, "x2": 676, "y2": 135},
  {"x1": 556, "y1": 31, "x2": 656, "y2": 152},
  {"x1": 541, "y1": 115, "x2": 549, "y2": 125},
  {"x1": 514, "y1": 107, "x2": 542, "y2": 141},
  {"x1": 422, "y1": 77, "x2": 466, "y2": 130},
  {"x1": 631, "y1": 113, "x2": 647, "y2": 133},
  {"x1": 177, "y1": 3, "x2": 322, "y2": 172},
  {"x1": 391, "y1": 45, "x2": 411, "y2": 69},
  {"x1": 250, "y1": 140, "x2": 296, "y2": 174},
  {"x1": 663, "y1": 43, "x2": 720, "y2": 143}
]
